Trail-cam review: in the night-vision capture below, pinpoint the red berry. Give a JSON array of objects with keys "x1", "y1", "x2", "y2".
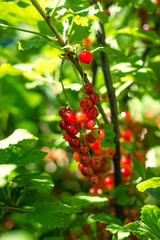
[
  {"x1": 78, "y1": 50, "x2": 93, "y2": 64},
  {"x1": 90, "y1": 93, "x2": 99, "y2": 105},
  {"x1": 79, "y1": 144, "x2": 89, "y2": 154},
  {"x1": 88, "y1": 174, "x2": 99, "y2": 185},
  {"x1": 80, "y1": 97, "x2": 92, "y2": 110},
  {"x1": 84, "y1": 119, "x2": 95, "y2": 130},
  {"x1": 73, "y1": 152, "x2": 82, "y2": 162},
  {"x1": 66, "y1": 124, "x2": 78, "y2": 136},
  {"x1": 120, "y1": 155, "x2": 132, "y2": 167},
  {"x1": 87, "y1": 106, "x2": 98, "y2": 119},
  {"x1": 63, "y1": 132, "x2": 71, "y2": 141},
  {"x1": 78, "y1": 163, "x2": 83, "y2": 171},
  {"x1": 121, "y1": 111, "x2": 130, "y2": 121},
  {"x1": 122, "y1": 130, "x2": 132, "y2": 142},
  {"x1": 2, "y1": 217, "x2": 15, "y2": 230},
  {"x1": 81, "y1": 154, "x2": 90, "y2": 164},
  {"x1": 82, "y1": 223, "x2": 92, "y2": 234},
  {"x1": 69, "y1": 136, "x2": 80, "y2": 147},
  {"x1": 85, "y1": 83, "x2": 94, "y2": 95},
  {"x1": 59, "y1": 106, "x2": 69, "y2": 118},
  {"x1": 86, "y1": 134, "x2": 97, "y2": 143},
  {"x1": 76, "y1": 111, "x2": 88, "y2": 124},
  {"x1": 63, "y1": 111, "x2": 76, "y2": 124},
  {"x1": 121, "y1": 167, "x2": 132, "y2": 177},
  {"x1": 104, "y1": 176, "x2": 114, "y2": 189},
  {"x1": 81, "y1": 166, "x2": 93, "y2": 176},
  {"x1": 59, "y1": 119, "x2": 67, "y2": 130},
  {"x1": 90, "y1": 158, "x2": 101, "y2": 169},
  {"x1": 90, "y1": 128, "x2": 100, "y2": 138},
  {"x1": 89, "y1": 186, "x2": 98, "y2": 195},
  {"x1": 68, "y1": 233, "x2": 78, "y2": 240}
]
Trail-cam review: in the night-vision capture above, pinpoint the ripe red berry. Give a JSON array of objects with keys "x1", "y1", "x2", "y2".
[
  {"x1": 68, "y1": 233, "x2": 78, "y2": 240},
  {"x1": 87, "y1": 106, "x2": 98, "y2": 119},
  {"x1": 59, "y1": 119, "x2": 67, "y2": 130},
  {"x1": 81, "y1": 166, "x2": 93, "y2": 176},
  {"x1": 69, "y1": 136, "x2": 80, "y2": 147},
  {"x1": 86, "y1": 134, "x2": 97, "y2": 143},
  {"x1": 121, "y1": 111, "x2": 130, "y2": 121},
  {"x1": 59, "y1": 106, "x2": 69, "y2": 118},
  {"x1": 88, "y1": 174, "x2": 99, "y2": 185},
  {"x1": 63, "y1": 111, "x2": 76, "y2": 124},
  {"x1": 2, "y1": 217, "x2": 15, "y2": 230},
  {"x1": 79, "y1": 144, "x2": 89, "y2": 154},
  {"x1": 81, "y1": 154, "x2": 90, "y2": 164},
  {"x1": 63, "y1": 132, "x2": 71, "y2": 141},
  {"x1": 120, "y1": 155, "x2": 132, "y2": 167},
  {"x1": 90, "y1": 158, "x2": 101, "y2": 169},
  {"x1": 78, "y1": 163, "x2": 83, "y2": 171},
  {"x1": 76, "y1": 111, "x2": 88, "y2": 124},
  {"x1": 90, "y1": 128, "x2": 100, "y2": 138},
  {"x1": 84, "y1": 119, "x2": 95, "y2": 130},
  {"x1": 104, "y1": 176, "x2": 114, "y2": 189},
  {"x1": 80, "y1": 97, "x2": 92, "y2": 110},
  {"x1": 73, "y1": 152, "x2": 82, "y2": 162},
  {"x1": 89, "y1": 186, "x2": 98, "y2": 195},
  {"x1": 85, "y1": 83, "x2": 94, "y2": 95},
  {"x1": 121, "y1": 167, "x2": 132, "y2": 177},
  {"x1": 78, "y1": 50, "x2": 93, "y2": 64},
  {"x1": 90, "y1": 93, "x2": 100, "y2": 105},
  {"x1": 66, "y1": 124, "x2": 78, "y2": 136}
]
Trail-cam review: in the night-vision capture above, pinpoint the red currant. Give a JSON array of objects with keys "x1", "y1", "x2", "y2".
[
  {"x1": 90, "y1": 158, "x2": 101, "y2": 169},
  {"x1": 63, "y1": 132, "x2": 71, "y2": 141},
  {"x1": 79, "y1": 144, "x2": 89, "y2": 154},
  {"x1": 90, "y1": 93, "x2": 99, "y2": 105},
  {"x1": 81, "y1": 154, "x2": 90, "y2": 164},
  {"x1": 59, "y1": 119, "x2": 67, "y2": 130},
  {"x1": 73, "y1": 152, "x2": 82, "y2": 162},
  {"x1": 87, "y1": 106, "x2": 98, "y2": 119},
  {"x1": 59, "y1": 106, "x2": 69, "y2": 118},
  {"x1": 63, "y1": 111, "x2": 76, "y2": 124},
  {"x1": 76, "y1": 111, "x2": 88, "y2": 124},
  {"x1": 104, "y1": 176, "x2": 114, "y2": 189},
  {"x1": 89, "y1": 186, "x2": 98, "y2": 195},
  {"x1": 81, "y1": 166, "x2": 93, "y2": 176},
  {"x1": 120, "y1": 155, "x2": 132, "y2": 167},
  {"x1": 66, "y1": 124, "x2": 78, "y2": 136},
  {"x1": 85, "y1": 83, "x2": 94, "y2": 95},
  {"x1": 121, "y1": 167, "x2": 132, "y2": 177},
  {"x1": 69, "y1": 136, "x2": 80, "y2": 147},
  {"x1": 78, "y1": 50, "x2": 93, "y2": 64},
  {"x1": 80, "y1": 97, "x2": 92, "y2": 110},
  {"x1": 78, "y1": 163, "x2": 83, "y2": 171},
  {"x1": 88, "y1": 174, "x2": 99, "y2": 185},
  {"x1": 84, "y1": 119, "x2": 95, "y2": 130},
  {"x1": 86, "y1": 134, "x2": 97, "y2": 143},
  {"x1": 82, "y1": 223, "x2": 92, "y2": 234}
]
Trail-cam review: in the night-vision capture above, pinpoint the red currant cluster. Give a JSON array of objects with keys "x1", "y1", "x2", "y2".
[{"x1": 59, "y1": 83, "x2": 101, "y2": 185}]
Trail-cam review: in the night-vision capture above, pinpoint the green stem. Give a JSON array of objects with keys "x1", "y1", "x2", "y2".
[
  {"x1": 0, "y1": 205, "x2": 34, "y2": 213},
  {"x1": 0, "y1": 23, "x2": 54, "y2": 41},
  {"x1": 30, "y1": 0, "x2": 65, "y2": 46},
  {"x1": 49, "y1": 0, "x2": 61, "y2": 17}
]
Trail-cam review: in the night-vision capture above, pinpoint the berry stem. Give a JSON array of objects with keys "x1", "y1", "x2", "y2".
[{"x1": 59, "y1": 61, "x2": 72, "y2": 110}]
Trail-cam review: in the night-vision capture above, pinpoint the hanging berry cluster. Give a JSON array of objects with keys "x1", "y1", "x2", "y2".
[{"x1": 59, "y1": 83, "x2": 101, "y2": 185}]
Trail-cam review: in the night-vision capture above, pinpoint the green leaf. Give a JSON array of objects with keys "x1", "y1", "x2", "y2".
[
  {"x1": 110, "y1": 184, "x2": 130, "y2": 206},
  {"x1": 137, "y1": 177, "x2": 160, "y2": 192},
  {"x1": 0, "y1": 164, "x2": 16, "y2": 187},
  {"x1": 125, "y1": 205, "x2": 160, "y2": 240},
  {"x1": 91, "y1": 213, "x2": 122, "y2": 225},
  {"x1": 18, "y1": 37, "x2": 47, "y2": 51},
  {"x1": 88, "y1": 11, "x2": 108, "y2": 24},
  {"x1": 0, "y1": 146, "x2": 47, "y2": 165},
  {"x1": 100, "y1": 124, "x2": 116, "y2": 149},
  {"x1": 0, "y1": 230, "x2": 34, "y2": 240},
  {"x1": 64, "y1": 192, "x2": 108, "y2": 208},
  {"x1": 107, "y1": 224, "x2": 130, "y2": 240},
  {"x1": 26, "y1": 201, "x2": 80, "y2": 229},
  {"x1": 92, "y1": 46, "x2": 128, "y2": 61},
  {"x1": 0, "y1": 129, "x2": 38, "y2": 149}
]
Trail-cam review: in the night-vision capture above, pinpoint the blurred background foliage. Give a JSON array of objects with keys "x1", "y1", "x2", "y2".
[{"x1": 0, "y1": 0, "x2": 160, "y2": 239}]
